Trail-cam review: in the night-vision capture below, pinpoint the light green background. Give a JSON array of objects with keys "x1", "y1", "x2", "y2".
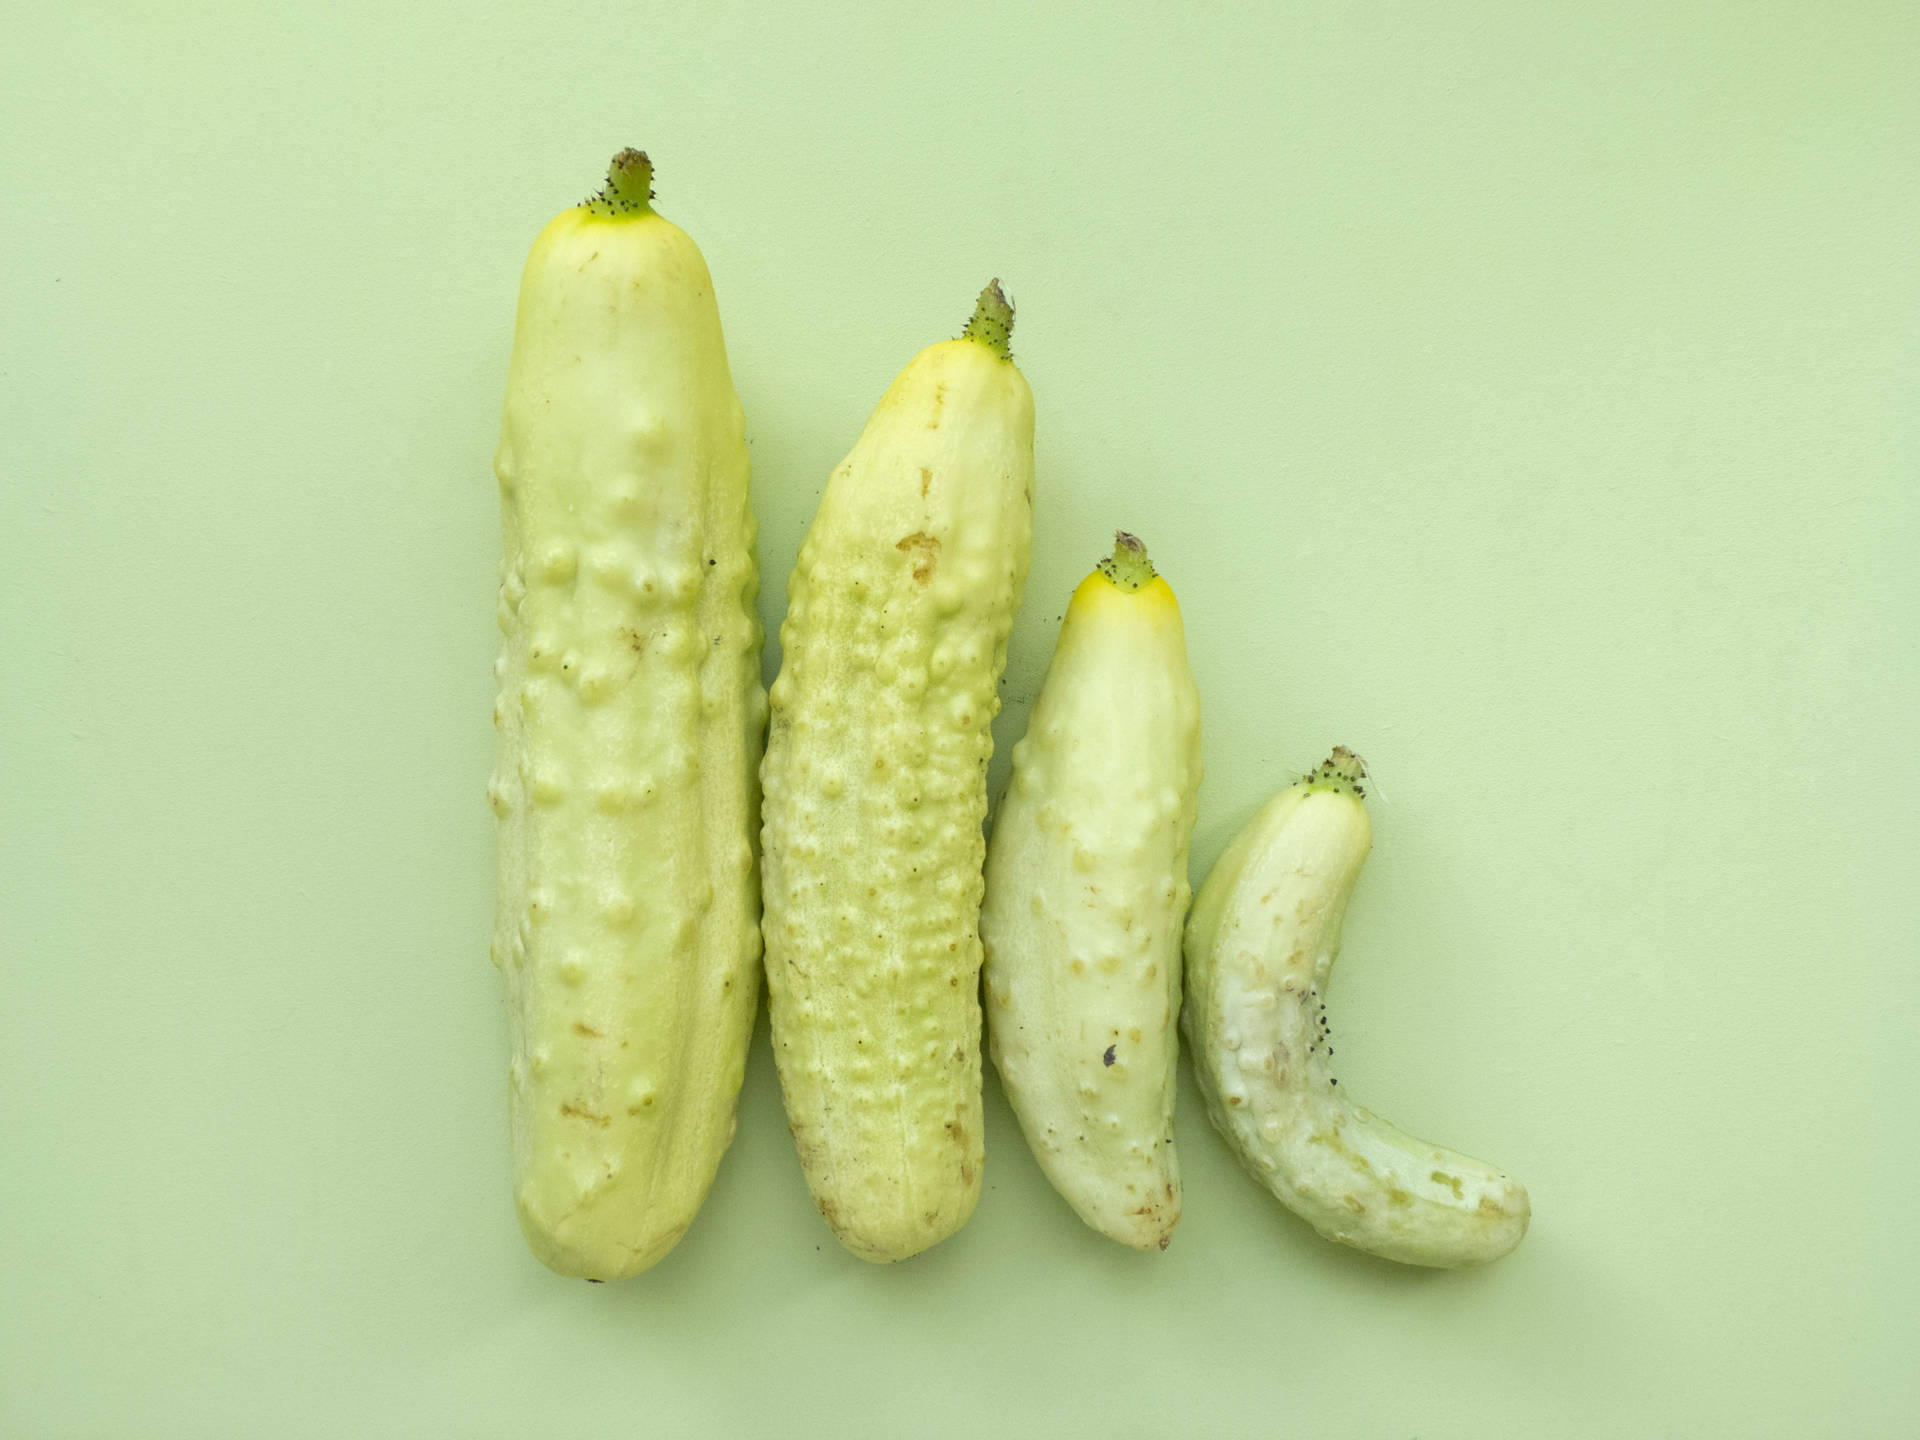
[{"x1": 4, "y1": 3, "x2": 1914, "y2": 1435}]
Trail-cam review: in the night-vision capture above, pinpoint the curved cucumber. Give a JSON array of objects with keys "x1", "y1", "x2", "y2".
[
  {"x1": 980, "y1": 533, "x2": 1202, "y2": 1250},
  {"x1": 761, "y1": 282, "x2": 1035, "y2": 1262},
  {"x1": 1183, "y1": 750, "x2": 1529, "y2": 1267},
  {"x1": 490, "y1": 150, "x2": 765, "y2": 1280}
]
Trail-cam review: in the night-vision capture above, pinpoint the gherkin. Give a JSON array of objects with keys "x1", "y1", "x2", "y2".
[
  {"x1": 980, "y1": 533, "x2": 1202, "y2": 1252},
  {"x1": 491, "y1": 150, "x2": 765, "y2": 1280},
  {"x1": 761, "y1": 283, "x2": 1035, "y2": 1262}
]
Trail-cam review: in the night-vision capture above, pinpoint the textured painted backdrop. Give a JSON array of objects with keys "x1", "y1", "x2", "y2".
[{"x1": 3, "y1": 2, "x2": 1914, "y2": 1435}]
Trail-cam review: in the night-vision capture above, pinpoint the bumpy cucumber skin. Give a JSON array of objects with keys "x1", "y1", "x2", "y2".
[
  {"x1": 761, "y1": 333, "x2": 1035, "y2": 1262},
  {"x1": 979, "y1": 567, "x2": 1201, "y2": 1250},
  {"x1": 491, "y1": 199, "x2": 764, "y2": 1280},
  {"x1": 1183, "y1": 777, "x2": 1529, "y2": 1267}
]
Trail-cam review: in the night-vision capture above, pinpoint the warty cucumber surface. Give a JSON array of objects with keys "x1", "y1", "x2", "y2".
[
  {"x1": 490, "y1": 150, "x2": 765, "y2": 1280},
  {"x1": 980, "y1": 533, "x2": 1201, "y2": 1250},
  {"x1": 760, "y1": 282, "x2": 1035, "y2": 1262}
]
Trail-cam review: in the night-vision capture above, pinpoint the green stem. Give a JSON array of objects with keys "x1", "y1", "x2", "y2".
[
  {"x1": 1304, "y1": 747, "x2": 1368, "y2": 800},
  {"x1": 1096, "y1": 531, "x2": 1156, "y2": 592},
  {"x1": 582, "y1": 148, "x2": 655, "y2": 218},
  {"x1": 961, "y1": 279, "x2": 1014, "y2": 359}
]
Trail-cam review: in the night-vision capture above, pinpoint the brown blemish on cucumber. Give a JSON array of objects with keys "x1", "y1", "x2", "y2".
[{"x1": 896, "y1": 531, "x2": 940, "y2": 583}]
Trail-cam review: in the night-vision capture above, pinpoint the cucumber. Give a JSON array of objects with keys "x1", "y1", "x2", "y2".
[
  {"x1": 1183, "y1": 750, "x2": 1530, "y2": 1267},
  {"x1": 489, "y1": 150, "x2": 765, "y2": 1279},
  {"x1": 979, "y1": 533, "x2": 1202, "y2": 1250},
  {"x1": 760, "y1": 282, "x2": 1035, "y2": 1262}
]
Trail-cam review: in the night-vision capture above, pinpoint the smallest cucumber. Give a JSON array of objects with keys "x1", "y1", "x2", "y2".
[
  {"x1": 981, "y1": 533, "x2": 1202, "y2": 1250},
  {"x1": 1183, "y1": 750, "x2": 1530, "y2": 1267}
]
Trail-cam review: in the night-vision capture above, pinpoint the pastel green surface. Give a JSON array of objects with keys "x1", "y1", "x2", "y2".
[{"x1": 1, "y1": 2, "x2": 1913, "y2": 1436}]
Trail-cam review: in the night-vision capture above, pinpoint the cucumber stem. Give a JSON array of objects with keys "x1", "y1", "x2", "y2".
[
  {"x1": 1304, "y1": 747, "x2": 1368, "y2": 800},
  {"x1": 1096, "y1": 531, "x2": 1156, "y2": 592},
  {"x1": 582, "y1": 148, "x2": 655, "y2": 218},
  {"x1": 962, "y1": 279, "x2": 1015, "y2": 360}
]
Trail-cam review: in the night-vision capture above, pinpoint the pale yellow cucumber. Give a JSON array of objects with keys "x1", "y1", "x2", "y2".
[
  {"x1": 761, "y1": 283, "x2": 1035, "y2": 1262},
  {"x1": 1183, "y1": 750, "x2": 1529, "y2": 1267},
  {"x1": 980, "y1": 533, "x2": 1201, "y2": 1250},
  {"x1": 490, "y1": 150, "x2": 765, "y2": 1279}
]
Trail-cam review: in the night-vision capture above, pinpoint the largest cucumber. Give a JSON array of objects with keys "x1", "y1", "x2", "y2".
[
  {"x1": 761, "y1": 283, "x2": 1035, "y2": 1261},
  {"x1": 490, "y1": 150, "x2": 765, "y2": 1279}
]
